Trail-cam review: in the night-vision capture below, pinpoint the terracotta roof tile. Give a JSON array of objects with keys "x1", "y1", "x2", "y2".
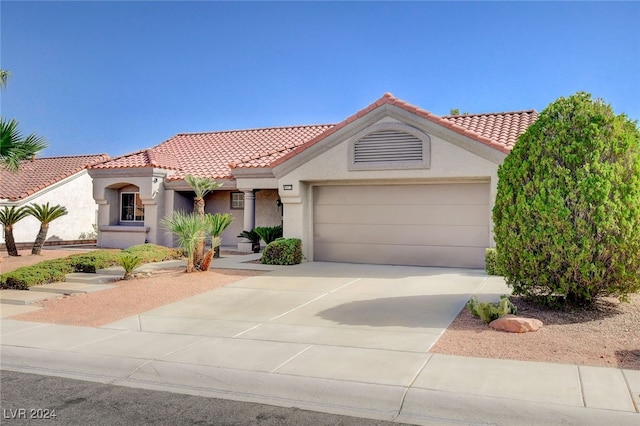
[
  {"x1": 268, "y1": 94, "x2": 537, "y2": 168},
  {"x1": 88, "y1": 148, "x2": 181, "y2": 171},
  {"x1": 92, "y1": 125, "x2": 334, "y2": 180},
  {"x1": 441, "y1": 110, "x2": 538, "y2": 152},
  {"x1": 90, "y1": 94, "x2": 537, "y2": 179},
  {"x1": 0, "y1": 154, "x2": 110, "y2": 201}
]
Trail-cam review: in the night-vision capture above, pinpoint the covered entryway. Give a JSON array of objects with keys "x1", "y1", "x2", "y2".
[{"x1": 313, "y1": 183, "x2": 490, "y2": 268}]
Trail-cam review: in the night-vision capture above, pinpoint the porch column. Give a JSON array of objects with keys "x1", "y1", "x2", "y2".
[{"x1": 238, "y1": 189, "x2": 256, "y2": 252}]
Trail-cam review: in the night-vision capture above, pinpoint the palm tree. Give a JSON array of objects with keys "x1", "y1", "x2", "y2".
[
  {"x1": 203, "y1": 212, "x2": 234, "y2": 265},
  {"x1": 184, "y1": 174, "x2": 222, "y2": 267},
  {"x1": 25, "y1": 203, "x2": 68, "y2": 255},
  {"x1": 161, "y1": 211, "x2": 208, "y2": 273},
  {"x1": 1, "y1": 117, "x2": 48, "y2": 172},
  {"x1": 0, "y1": 206, "x2": 29, "y2": 256},
  {"x1": 0, "y1": 69, "x2": 10, "y2": 89},
  {"x1": 0, "y1": 69, "x2": 48, "y2": 171}
]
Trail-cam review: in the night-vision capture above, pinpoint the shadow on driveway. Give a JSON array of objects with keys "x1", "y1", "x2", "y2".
[{"x1": 317, "y1": 294, "x2": 468, "y2": 329}]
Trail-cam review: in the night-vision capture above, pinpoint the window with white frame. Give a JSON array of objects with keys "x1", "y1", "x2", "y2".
[
  {"x1": 230, "y1": 192, "x2": 244, "y2": 209},
  {"x1": 121, "y1": 192, "x2": 144, "y2": 222}
]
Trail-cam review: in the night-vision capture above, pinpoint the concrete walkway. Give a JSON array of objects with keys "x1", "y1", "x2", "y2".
[
  {"x1": 1, "y1": 257, "x2": 638, "y2": 425},
  {"x1": 0, "y1": 251, "x2": 273, "y2": 317}
]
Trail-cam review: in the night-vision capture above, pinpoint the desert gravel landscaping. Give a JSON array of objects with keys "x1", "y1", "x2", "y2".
[{"x1": 2, "y1": 249, "x2": 639, "y2": 370}]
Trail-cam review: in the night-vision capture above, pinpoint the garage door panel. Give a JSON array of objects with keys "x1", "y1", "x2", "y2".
[
  {"x1": 315, "y1": 184, "x2": 489, "y2": 206},
  {"x1": 313, "y1": 183, "x2": 490, "y2": 268},
  {"x1": 314, "y1": 204, "x2": 489, "y2": 227},
  {"x1": 314, "y1": 242, "x2": 486, "y2": 269},
  {"x1": 314, "y1": 223, "x2": 488, "y2": 247}
]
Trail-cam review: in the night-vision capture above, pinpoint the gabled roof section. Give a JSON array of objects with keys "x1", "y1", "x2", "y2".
[
  {"x1": 88, "y1": 148, "x2": 180, "y2": 171},
  {"x1": 91, "y1": 125, "x2": 334, "y2": 180},
  {"x1": 266, "y1": 93, "x2": 537, "y2": 169},
  {"x1": 0, "y1": 154, "x2": 110, "y2": 201}
]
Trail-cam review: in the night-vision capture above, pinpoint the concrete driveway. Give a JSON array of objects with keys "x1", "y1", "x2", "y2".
[
  {"x1": 4, "y1": 261, "x2": 637, "y2": 424},
  {"x1": 106, "y1": 262, "x2": 496, "y2": 355}
]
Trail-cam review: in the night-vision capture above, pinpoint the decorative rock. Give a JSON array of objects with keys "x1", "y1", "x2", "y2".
[{"x1": 489, "y1": 314, "x2": 543, "y2": 333}]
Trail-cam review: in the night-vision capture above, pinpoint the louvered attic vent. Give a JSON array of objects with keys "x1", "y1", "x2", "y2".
[{"x1": 354, "y1": 130, "x2": 423, "y2": 163}]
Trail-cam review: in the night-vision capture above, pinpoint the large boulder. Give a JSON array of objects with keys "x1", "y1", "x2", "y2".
[{"x1": 490, "y1": 314, "x2": 543, "y2": 333}]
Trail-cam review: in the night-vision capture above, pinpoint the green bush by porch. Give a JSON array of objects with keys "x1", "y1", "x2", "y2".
[{"x1": 261, "y1": 238, "x2": 303, "y2": 265}]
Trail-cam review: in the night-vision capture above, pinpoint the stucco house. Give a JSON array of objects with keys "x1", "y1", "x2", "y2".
[
  {"x1": 88, "y1": 93, "x2": 537, "y2": 268},
  {"x1": 1, "y1": 154, "x2": 110, "y2": 248}
]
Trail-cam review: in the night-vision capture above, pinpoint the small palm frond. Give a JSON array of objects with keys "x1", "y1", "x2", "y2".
[
  {"x1": 237, "y1": 229, "x2": 261, "y2": 244},
  {"x1": 161, "y1": 211, "x2": 208, "y2": 256},
  {"x1": 254, "y1": 225, "x2": 283, "y2": 244},
  {"x1": 205, "y1": 212, "x2": 234, "y2": 237},
  {"x1": 118, "y1": 254, "x2": 143, "y2": 274},
  {"x1": 0, "y1": 117, "x2": 48, "y2": 172},
  {"x1": 25, "y1": 202, "x2": 68, "y2": 224},
  {"x1": 184, "y1": 174, "x2": 222, "y2": 199},
  {"x1": 0, "y1": 205, "x2": 30, "y2": 225}
]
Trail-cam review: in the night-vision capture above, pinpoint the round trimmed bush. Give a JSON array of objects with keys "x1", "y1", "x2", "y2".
[{"x1": 493, "y1": 92, "x2": 640, "y2": 307}]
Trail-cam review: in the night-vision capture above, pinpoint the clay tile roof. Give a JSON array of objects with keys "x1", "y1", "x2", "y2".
[
  {"x1": 268, "y1": 93, "x2": 537, "y2": 168},
  {"x1": 87, "y1": 94, "x2": 537, "y2": 179},
  {"x1": 442, "y1": 110, "x2": 538, "y2": 152},
  {"x1": 92, "y1": 125, "x2": 334, "y2": 180},
  {"x1": 0, "y1": 154, "x2": 110, "y2": 201},
  {"x1": 89, "y1": 148, "x2": 180, "y2": 171}
]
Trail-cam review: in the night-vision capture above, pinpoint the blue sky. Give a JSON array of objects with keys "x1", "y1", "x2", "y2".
[{"x1": 2, "y1": 1, "x2": 639, "y2": 158}]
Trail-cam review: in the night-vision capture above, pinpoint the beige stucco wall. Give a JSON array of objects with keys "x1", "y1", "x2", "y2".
[
  {"x1": 204, "y1": 189, "x2": 281, "y2": 247},
  {"x1": 275, "y1": 114, "x2": 505, "y2": 261},
  {"x1": 2, "y1": 171, "x2": 98, "y2": 245},
  {"x1": 90, "y1": 168, "x2": 169, "y2": 248}
]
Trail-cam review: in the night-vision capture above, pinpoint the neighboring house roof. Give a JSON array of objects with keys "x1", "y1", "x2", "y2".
[
  {"x1": 0, "y1": 154, "x2": 110, "y2": 201},
  {"x1": 90, "y1": 93, "x2": 538, "y2": 178}
]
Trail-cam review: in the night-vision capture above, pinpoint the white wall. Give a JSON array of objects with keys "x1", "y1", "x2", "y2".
[{"x1": 2, "y1": 171, "x2": 97, "y2": 244}]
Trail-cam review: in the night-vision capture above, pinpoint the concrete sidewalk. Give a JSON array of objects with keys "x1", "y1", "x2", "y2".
[{"x1": 1, "y1": 258, "x2": 638, "y2": 425}]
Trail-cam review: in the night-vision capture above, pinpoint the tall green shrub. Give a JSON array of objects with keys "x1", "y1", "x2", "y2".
[{"x1": 493, "y1": 92, "x2": 640, "y2": 307}]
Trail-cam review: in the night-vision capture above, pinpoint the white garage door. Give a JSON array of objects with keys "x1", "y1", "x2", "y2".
[{"x1": 313, "y1": 183, "x2": 490, "y2": 268}]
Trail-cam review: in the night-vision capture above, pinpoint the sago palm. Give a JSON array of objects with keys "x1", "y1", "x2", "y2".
[
  {"x1": 254, "y1": 225, "x2": 283, "y2": 245},
  {"x1": 161, "y1": 211, "x2": 208, "y2": 273},
  {"x1": 118, "y1": 254, "x2": 143, "y2": 280},
  {"x1": 0, "y1": 117, "x2": 48, "y2": 172},
  {"x1": 25, "y1": 203, "x2": 68, "y2": 255},
  {"x1": 0, "y1": 205, "x2": 29, "y2": 256},
  {"x1": 184, "y1": 174, "x2": 222, "y2": 267}
]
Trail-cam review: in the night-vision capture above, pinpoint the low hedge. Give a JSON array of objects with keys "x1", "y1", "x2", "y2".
[
  {"x1": 261, "y1": 238, "x2": 303, "y2": 265},
  {"x1": 1, "y1": 263, "x2": 70, "y2": 290},
  {"x1": 0, "y1": 244, "x2": 183, "y2": 290}
]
